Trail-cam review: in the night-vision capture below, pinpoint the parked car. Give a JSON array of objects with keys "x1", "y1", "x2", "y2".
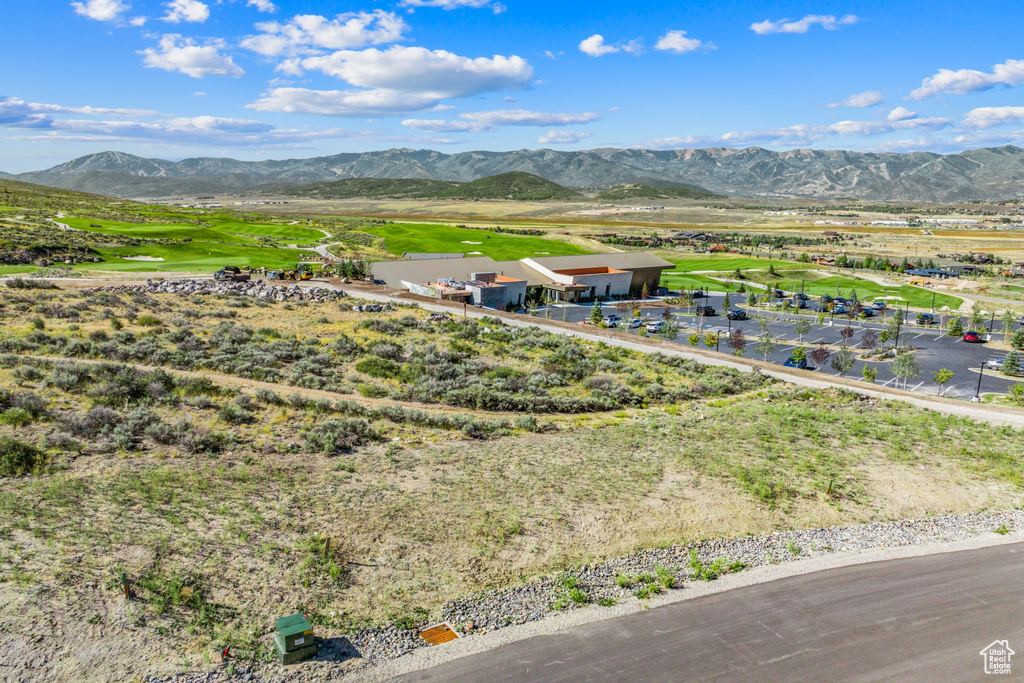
[
  {"x1": 646, "y1": 320, "x2": 665, "y2": 333},
  {"x1": 819, "y1": 295, "x2": 834, "y2": 304},
  {"x1": 916, "y1": 313, "x2": 935, "y2": 325},
  {"x1": 871, "y1": 301, "x2": 887, "y2": 310},
  {"x1": 773, "y1": 289, "x2": 785, "y2": 299},
  {"x1": 859, "y1": 307, "x2": 874, "y2": 317},
  {"x1": 788, "y1": 298, "x2": 806, "y2": 309},
  {"x1": 832, "y1": 304, "x2": 847, "y2": 314},
  {"x1": 963, "y1": 330, "x2": 984, "y2": 343},
  {"x1": 784, "y1": 355, "x2": 812, "y2": 370},
  {"x1": 626, "y1": 318, "x2": 643, "y2": 329},
  {"x1": 983, "y1": 358, "x2": 1004, "y2": 371},
  {"x1": 602, "y1": 314, "x2": 622, "y2": 327},
  {"x1": 695, "y1": 305, "x2": 716, "y2": 316},
  {"x1": 726, "y1": 308, "x2": 747, "y2": 320},
  {"x1": 691, "y1": 290, "x2": 708, "y2": 298},
  {"x1": 795, "y1": 293, "x2": 809, "y2": 301}
]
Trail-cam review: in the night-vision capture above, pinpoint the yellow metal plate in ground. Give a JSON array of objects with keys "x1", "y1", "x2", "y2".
[{"x1": 419, "y1": 623, "x2": 460, "y2": 646}]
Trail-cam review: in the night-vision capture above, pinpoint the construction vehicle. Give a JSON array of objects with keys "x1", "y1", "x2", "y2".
[
  {"x1": 214, "y1": 266, "x2": 251, "y2": 282},
  {"x1": 296, "y1": 264, "x2": 314, "y2": 281}
]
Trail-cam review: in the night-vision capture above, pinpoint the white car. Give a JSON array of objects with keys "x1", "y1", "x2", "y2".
[
  {"x1": 602, "y1": 314, "x2": 622, "y2": 327},
  {"x1": 626, "y1": 318, "x2": 643, "y2": 329},
  {"x1": 646, "y1": 320, "x2": 665, "y2": 333}
]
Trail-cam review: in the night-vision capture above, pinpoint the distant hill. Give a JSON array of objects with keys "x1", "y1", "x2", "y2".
[
  {"x1": 597, "y1": 183, "x2": 720, "y2": 201},
  {"x1": 0, "y1": 177, "x2": 116, "y2": 206},
  {"x1": 436, "y1": 172, "x2": 581, "y2": 200},
  {"x1": 13, "y1": 145, "x2": 1024, "y2": 202},
  {"x1": 281, "y1": 177, "x2": 459, "y2": 199}
]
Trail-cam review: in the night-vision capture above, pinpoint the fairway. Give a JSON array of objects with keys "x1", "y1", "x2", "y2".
[
  {"x1": 663, "y1": 255, "x2": 799, "y2": 273},
  {"x1": 55, "y1": 214, "x2": 322, "y2": 273},
  {"x1": 365, "y1": 222, "x2": 591, "y2": 260},
  {"x1": 659, "y1": 272, "x2": 727, "y2": 292}
]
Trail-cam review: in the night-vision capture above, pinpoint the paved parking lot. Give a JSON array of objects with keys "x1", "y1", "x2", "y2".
[{"x1": 537, "y1": 295, "x2": 1021, "y2": 400}]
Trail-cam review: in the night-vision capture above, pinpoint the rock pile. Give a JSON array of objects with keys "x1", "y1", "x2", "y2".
[{"x1": 94, "y1": 279, "x2": 348, "y2": 303}]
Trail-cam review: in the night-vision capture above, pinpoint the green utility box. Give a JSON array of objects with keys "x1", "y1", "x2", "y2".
[{"x1": 274, "y1": 613, "x2": 316, "y2": 665}]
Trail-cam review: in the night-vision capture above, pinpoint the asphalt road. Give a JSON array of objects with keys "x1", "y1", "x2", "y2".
[
  {"x1": 544, "y1": 295, "x2": 1022, "y2": 400},
  {"x1": 396, "y1": 542, "x2": 1024, "y2": 683}
]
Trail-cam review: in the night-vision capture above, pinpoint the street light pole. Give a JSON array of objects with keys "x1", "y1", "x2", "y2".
[{"x1": 974, "y1": 361, "x2": 985, "y2": 402}]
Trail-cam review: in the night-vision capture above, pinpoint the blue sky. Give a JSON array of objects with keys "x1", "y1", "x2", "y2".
[{"x1": 3, "y1": 0, "x2": 1024, "y2": 171}]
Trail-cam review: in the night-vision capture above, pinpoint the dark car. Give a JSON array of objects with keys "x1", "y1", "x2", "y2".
[
  {"x1": 773, "y1": 289, "x2": 785, "y2": 299},
  {"x1": 726, "y1": 308, "x2": 747, "y2": 320},
  {"x1": 784, "y1": 354, "x2": 812, "y2": 370},
  {"x1": 819, "y1": 295, "x2": 834, "y2": 304},
  {"x1": 795, "y1": 293, "x2": 809, "y2": 301},
  {"x1": 859, "y1": 307, "x2": 874, "y2": 317},
  {"x1": 832, "y1": 304, "x2": 847, "y2": 314},
  {"x1": 695, "y1": 305, "x2": 716, "y2": 316},
  {"x1": 916, "y1": 313, "x2": 935, "y2": 325},
  {"x1": 963, "y1": 330, "x2": 984, "y2": 343}
]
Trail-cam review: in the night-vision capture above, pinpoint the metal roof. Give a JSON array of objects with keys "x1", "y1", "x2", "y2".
[
  {"x1": 527, "y1": 253, "x2": 673, "y2": 271},
  {"x1": 402, "y1": 252, "x2": 465, "y2": 260},
  {"x1": 372, "y1": 256, "x2": 500, "y2": 288}
]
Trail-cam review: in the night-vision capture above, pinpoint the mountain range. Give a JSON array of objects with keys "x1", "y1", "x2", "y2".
[{"x1": 10, "y1": 145, "x2": 1024, "y2": 202}]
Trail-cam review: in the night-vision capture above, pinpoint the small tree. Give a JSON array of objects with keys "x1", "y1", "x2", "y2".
[
  {"x1": 795, "y1": 319, "x2": 811, "y2": 343},
  {"x1": 830, "y1": 347, "x2": 856, "y2": 377},
  {"x1": 727, "y1": 328, "x2": 746, "y2": 356},
  {"x1": 754, "y1": 330, "x2": 778, "y2": 361},
  {"x1": 641, "y1": 282, "x2": 649, "y2": 300},
  {"x1": 687, "y1": 333, "x2": 701, "y2": 347},
  {"x1": 1002, "y1": 310, "x2": 1017, "y2": 340},
  {"x1": 892, "y1": 348, "x2": 923, "y2": 390},
  {"x1": 658, "y1": 318, "x2": 680, "y2": 340},
  {"x1": 933, "y1": 368, "x2": 954, "y2": 396},
  {"x1": 947, "y1": 317, "x2": 965, "y2": 337},
  {"x1": 969, "y1": 303, "x2": 985, "y2": 329},
  {"x1": 1003, "y1": 349, "x2": 1022, "y2": 377},
  {"x1": 1010, "y1": 383, "x2": 1024, "y2": 407},
  {"x1": 1011, "y1": 329, "x2": 1024, "y2": 351},
  {"x1": 790, "y1": 346, "x2": 807, "y2": 364},
  {"x1": 886, "y1": 309, "x2": 904, "y2": 345},
  {"x1": 732, "y1": 268, "x2": 745, "y2": 281},
  {"x1": 590, "y1": 300, "x2": 604, "y2": 326},
  {"x1": 862, "y1": 365, "x2": 878, "y2": 383},
  {"x1": 861, "y1": 329, "x2": 879, "y2": 351},
  {"x1": 839, "y1": 325, "x2": 855, "y2": 347},
  {"x1": 723, "y1": 291, "x2": 731, "y2": 310},
  {"x1": 810, "y1": 345, "x2": 830, "y2": 370},
  {"x1": 747, "y1": 292, "x2": 757, "y2": 306}
]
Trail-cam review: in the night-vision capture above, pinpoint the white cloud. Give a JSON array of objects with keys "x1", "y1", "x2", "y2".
[
  {"x1": 403, "y1": 109, "x2": 600, "y2": 132},
  {"x1": 71, "y1": 0, "x2": 130, "y2": 22},
  {"x1": 249, "y1": 87, "x2": 454, "y2": 117},
  {"x1": 400, "y1": 119, "x2": 486, "y2": 132},
  {"x1": 129, "y1": 15, "x2": 146, "y2": 25},
  {"x1": 241, "y1": 11, "x2": 408, "y2": 58},
  {"x1": 961, "y1": 106, "x2": 1024, "y2": 129},
  {"x1": 579, "y1": 34, "x2": 618, "y2": 57},
  {"x1": 750, "y1": 14, "x2": 859, "y2": 35},
  {"x1": 908, "y1": 59, "x2": 1024, "y2": 99},
  {"x1": 400, "y1": 0, "x2": 506, "y2": 12},
  {"x1": 162, "y1": 0, "x2": 209, "y2": 23},
  {"x1": 827, "y1": 90, "x2": 883, "y2": 108},
  {"x1": 543, "y1": 50, "x2": 563, "y2": 60},
  {"x1": 538, "y1": 130, "x2": 592, "y2": 144},
  {"x1": 247, "y1": 0, "x2": 277, "y2": 12},
  {"x1": 655, "y1": 30, "x2": 713, "y2": 54},
  {"x1": 0, "y1": 96, "x2": 463, "y2": 148},
  {"x1": 887, "y1": 106, "x2": 916, "y2": 121},
  {"x1": 189, "y1": 91, "x2": 207, "y2": 97},
  {"x1": 140, "y1": 34, "x2": 245, "y2": 78},
  {"x1": 293, "y1": 45, "x2": 532, "y2": 99}
]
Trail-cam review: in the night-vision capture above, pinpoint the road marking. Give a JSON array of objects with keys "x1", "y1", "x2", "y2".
[
  {"x1": 881, "y1": 378, "x2": 896, "y2": 387},
  {"x1": 914, "y1": 333, "x2": 928, "y2": 339},
  {"x1": 811, "y1": 337, "x2": 824, "y2": 344},
  {"x1": 911, "y1": 382, "x2": 925, "y2": 392}
]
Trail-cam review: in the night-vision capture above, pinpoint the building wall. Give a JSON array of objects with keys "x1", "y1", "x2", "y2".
[
  {"x1": 467, "y1": 283, "x2": 507, "y2": 308},
  {"x1": 500, "y1": 280, "x2": 528, "y2": 308},
  {"x1": 571, "y1": 271, "x2": 633, "y2": 299},
  {"x1": 403, "y1": 281, "x2": 442, "y2": 298},
  {"x1": 627, "y1": 267, "x2": 668, "y2": 296}
]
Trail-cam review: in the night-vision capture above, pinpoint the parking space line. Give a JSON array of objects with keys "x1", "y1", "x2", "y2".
[
  {"x1": 881, "y1": 378, "x2": 896, "y2": 387},
  {"x1": 911, "y1": 381, "x2": 925, "y2": 392},
  {"x1": 810, "y1": 337, "x2": 824, "y2": 344}
]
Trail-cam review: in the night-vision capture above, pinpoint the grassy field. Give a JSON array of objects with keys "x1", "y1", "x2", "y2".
[
  {"x1": 661, "y1": 255, "x2": 800, "y2": 273},
  {"x1": 364, "y1": 222, "x2": 592, "y2": 260},
  {"x1": 55, "y1": 214, "x2": 321, "y2": 272}
]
